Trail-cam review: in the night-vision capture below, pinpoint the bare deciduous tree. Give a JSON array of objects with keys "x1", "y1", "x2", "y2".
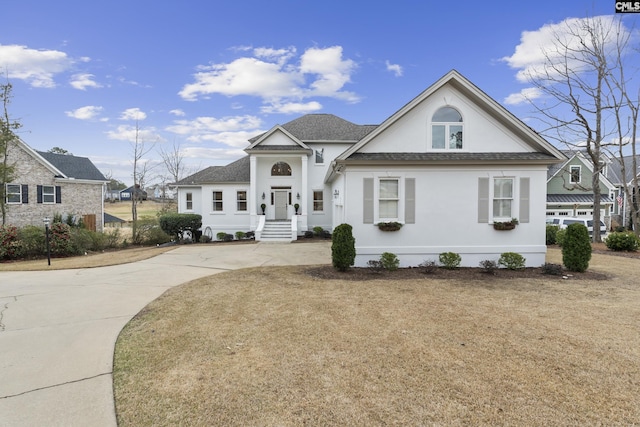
[
  {"x1": 521, "y1": 16, "x2": 632, "y2": 242},
  {"x1": 130, "y1": 120, "x2": 156, "y2": 243},
  {"x1": 0, "y1": 81, "x2": 21, "y2": 225}
]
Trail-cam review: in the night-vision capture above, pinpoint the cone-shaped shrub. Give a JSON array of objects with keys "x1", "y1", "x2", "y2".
[
  {"x1": 562, "y1": 223, "x2": 592, "y2": 272},
  {"x1": 331, "y1": 223, "x2": 355, "y2": 272}
]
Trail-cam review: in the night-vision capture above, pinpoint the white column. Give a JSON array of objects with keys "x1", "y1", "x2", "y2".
[{"x1": 249, "y1": 156, "x2": 257, "y2": 229}]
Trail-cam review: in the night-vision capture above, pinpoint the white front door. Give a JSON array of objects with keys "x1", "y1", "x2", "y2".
[{"x1": 275, "y1": 191, "x2": 288, "y2": 220}]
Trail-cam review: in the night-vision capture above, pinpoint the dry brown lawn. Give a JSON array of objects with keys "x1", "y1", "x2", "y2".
[
  {"x1": 113, "y1": 249, "x2": 640, "y2": 426},
  {"x1": 0, "y1": 245, "x2": 176, "y2": 271}
]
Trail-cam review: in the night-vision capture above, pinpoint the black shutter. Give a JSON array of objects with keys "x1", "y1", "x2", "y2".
[
  {"x1": 37, "y1": 185, "x2": 43, "y2": 204},
  {"x1": 21, "y1": 185, "x2": 28, "y2": 204},
  {"x1": 55, "y1": 186, "x2": 62, "y2": 204}
]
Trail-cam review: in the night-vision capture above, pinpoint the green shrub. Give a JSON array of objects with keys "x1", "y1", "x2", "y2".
[
  {"x1": 313, "y1": 226, "x2": 324, "y2": 236},
  {"x1": 439, "y1": 252, "x2": 461, "y2": 269},
  {"x1": 235, "y1": 231, "x2": 246, "y2": 240},
  {"x1": 604, "y1": 231, "x2": 640, "y2": 252},
  {"x1": 555, "y1": 228, "x2": 567, "y2": 247},
  {"x1": 200, "y1": 235, "x2": 212, "y2": 243},
  {"x1": 331, "y1": 223, "x2": 355, "y2": 272},
  {"x1": 546, "y1": 224, "x2": 559, "y2": 245},
  {"x1": 103, "y1": 228, "x2": 122, "y2": 249},
  {"x1": 498, "y1": 252, "x2": 526, "y2": 270},
  {"x1": 159, "y1": 213, "x2": 202, "y2": 241},
  {"x1": 562, "y1": 223, "x2": 592, "y2": 272},
  {"x1": 479, "y1": 259, "x2": 498, "y2": 274},
  {"x1": 217, "y1": 232, "x2": 227, "y2": 241},
  {"x1": 48, "y1": 222, "x2": 74, "y2": 256},
  {"x1": 0, "y1": 225, "x2": 24, "y2": 260},
  {"x1": 380, "y1": 252, "x2": 399, "y2": 271},
  {"x1": 69, "y1": 228, "x2": 95, "y2": 254},
  {"x1": 18, "y1": 225, "x2": 46, "y2": 258}
]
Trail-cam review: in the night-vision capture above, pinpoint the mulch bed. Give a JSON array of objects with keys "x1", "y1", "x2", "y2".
[{"x1": 306, "y1": 265, "x2": 609, "y2": 282}]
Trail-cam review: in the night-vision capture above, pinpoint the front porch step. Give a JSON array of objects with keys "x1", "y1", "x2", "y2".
[{"x1": 260, "y1": 220, "x2": 293, "y2": 241}]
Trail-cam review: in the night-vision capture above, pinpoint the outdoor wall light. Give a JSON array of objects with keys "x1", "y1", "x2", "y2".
[
  {"x1": 296, "y1": 192, "x2": 300, "y2": 200},
  {"x1": 334, "y1": 189, "x2": 340, "y2": 198},
  {"x1": 262, "y1": 192, "x2": 265, "y2": 200}
]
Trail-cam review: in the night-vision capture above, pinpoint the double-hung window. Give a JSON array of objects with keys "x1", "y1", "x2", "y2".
[
  {"x1": 212, "y1": 191, "x2": 223, "y2": 211},
  {"x1": 431, "y1": 106, "x2": 463, "y2": 150},
  {"x1": 379, "y1": 179, "x2": 399, "y2": 220},
  {"x1": 570, "y1": 166, "x2": 581, "y2": 183},
  {"x1": 42, "y1": 185, "x2": 56, "y2": 203},
  {"x1": 236, "y1": 191, "x2": 247, "y2": 211},
  {"x1": 313, "y1": 190, "x2": 323, "y2": 211},
  {"x1": 493, "y1": 178, "x2": 513, "y2": 220},
  {"x1": 6, "y1": 184, "x2": 22, "y2": 204},
  {"x1": 186, "y1": 192, "x2": 193, "y2": 210}
]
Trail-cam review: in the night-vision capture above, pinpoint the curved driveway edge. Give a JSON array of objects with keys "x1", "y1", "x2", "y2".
[{"x1": 0, "y1": 242, "x2": 331, "y2": 427}]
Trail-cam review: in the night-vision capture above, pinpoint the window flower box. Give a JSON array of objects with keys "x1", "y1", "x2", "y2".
[
  {"x1": 377, "y1": 221, "x2": 403, "y2": 232},
  {"x1": 493, "y1": 218, "x2": 519, "y2": 230}
]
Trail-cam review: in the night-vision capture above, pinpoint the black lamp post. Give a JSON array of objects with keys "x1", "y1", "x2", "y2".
[{"x1": 43, "y1": 217, "x2": 51, "y2": 266}]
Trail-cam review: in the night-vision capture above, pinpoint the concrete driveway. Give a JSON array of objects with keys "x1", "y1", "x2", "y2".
[{"x1": 0, "y1": 242, "x2": 331, "y2": 426}]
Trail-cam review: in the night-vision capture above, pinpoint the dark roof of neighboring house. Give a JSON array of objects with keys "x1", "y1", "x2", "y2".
[
  {"x1": 104, "y1": 213, "x2": 125, "y2": 223},
  {"x1": 547, "y1": 194, "x2": 613, "y2": 204},
  {"x1": 347, "y1": 152, "x2": 559, "y2": 163},
  {"x1": 36, "y1": 151, "x2": 107, "y2": 181},
  {"x1": 250, "y1": 114, "x2": 378, "y2": 143},
  {"x1": 175, "y1": 156, "x2": 250, "y2": 185},
  {"x1": 607, "y1": 154, "x2": 640, "y2": 184}
]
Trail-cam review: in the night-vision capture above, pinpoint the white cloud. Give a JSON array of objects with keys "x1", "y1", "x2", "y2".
[
  {"x1": 169, "y1": 109, "x2": 186, "y2": 116},
  {"x1": 165, "y1": 115, "x2": 263, "y2": 147},
  {"x1": 501, "y1": 16, "x2": 632, "y2": 104},
  {"x1": 119, "y1": 108, "x2": 147, "y2": 121},
  {"x1": 503, "y1": 16, "x2": 631, "y2": 82},
  {"x1": 385, "y1": 60, "x2": 403, "y2": 77},
  {"x1": 261, "y1": 101, "x2": 322, "y2": 114},
  {"x1": 179, "y1": 45, "x2": 360, "y2": 109},
  {"x1": 70, "y1": 73, "x2": 102, "y2": 90},
  {"x1": 0, "y1": 44, "x2": 73, "y2": 88},
  {"x1": 106, "y1": 124, "x2": 164, "y2": 142},
  {"x1": 65, "y1": 105, "x2": 105, "y2": 120},
  {"x1": 503, "y1": 87, "x2": 543, "y2": 106}
]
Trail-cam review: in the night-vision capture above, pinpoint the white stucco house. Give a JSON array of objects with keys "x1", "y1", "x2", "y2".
[{"x1": 174, "y1": 70, "x2": 565, "y2": 267}]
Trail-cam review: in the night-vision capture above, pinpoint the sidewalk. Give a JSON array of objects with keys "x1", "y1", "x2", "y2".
[{"x1": 0, "y1": 242, "x2": 331, "y2": 426}]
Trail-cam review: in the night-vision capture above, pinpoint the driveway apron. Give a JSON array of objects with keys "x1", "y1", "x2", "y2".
[{"x1": 0, "y1": 242, "x2": 330, "y2": 426}]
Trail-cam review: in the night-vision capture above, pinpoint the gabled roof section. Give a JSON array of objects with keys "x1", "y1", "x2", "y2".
[
  {"x1": 36, "y1": 150, "x2": 107, "y2": 181},
  {"x1": 337, "y1": 69, "x2": 565, "y2": 162},
  {"x1": 245, "y1": 125, "x2": 311, "y2": 154},
  {"x1": 174, "y1": 156, "x2": 250, "y2": 185}
]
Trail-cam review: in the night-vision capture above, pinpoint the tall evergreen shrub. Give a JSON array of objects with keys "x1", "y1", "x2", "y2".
[
  {"x1": 562, "y1": 223, "x2": 592, "y2": 272},
  {"x1": 331, "y1": 223, "x2": 355, "y2": 271}
]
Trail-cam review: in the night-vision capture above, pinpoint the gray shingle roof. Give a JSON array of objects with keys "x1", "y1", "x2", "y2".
[
  {"x1": 347, "y1": 152, "x2": 559, "y2": 163},
  {"x1": 37, "y1": 151, "x2": 106, "y2": 181},
  {"x1": 250, "y1": 114, "x2": 377, "y2": 143},
  {"x1": 175, "y1": 156, "x2": 250, "y2": 185}
]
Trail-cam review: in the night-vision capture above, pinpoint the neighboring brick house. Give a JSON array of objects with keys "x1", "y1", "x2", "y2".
[{"x1": 3, "y1": 138, "x2": 107, "y2": 231}]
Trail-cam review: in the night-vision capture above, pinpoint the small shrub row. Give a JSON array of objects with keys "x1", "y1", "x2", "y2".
[{"x1": 605, "y1": 231, "x2": 640, "y2": 251}]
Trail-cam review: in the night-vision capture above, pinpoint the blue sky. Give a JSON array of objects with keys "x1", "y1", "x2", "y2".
[{"x1": 1, "y1": 1, "x2": 637, "y2": 184}]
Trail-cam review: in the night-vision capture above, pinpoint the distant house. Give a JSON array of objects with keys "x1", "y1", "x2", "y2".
[
  {"x1": 120, "y1": 185, "x2": 147, "y2": 201},
  {"x1": 3, "y1": 139, "x2": 108, "y2": 231},
  {"x1": 605, "y1": 154, "x2": 640, "y2": 229},
  {"x1": 147, "y1": 184, "x2": 175, "y2": 200},
  {"x1": 546, "y1": 151, "x2": 615, "y2": 226},
  {"x1": 175, "y1": 70, "x2": 565, "y2": 267}
]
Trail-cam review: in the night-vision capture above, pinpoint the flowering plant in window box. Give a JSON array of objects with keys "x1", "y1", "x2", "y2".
[
  {"x1": 493, "y1": 218, "x2": 519, "y2": 230},
  {"x1": 377, "y1": 221, "x2": 403, "y2": 232}
]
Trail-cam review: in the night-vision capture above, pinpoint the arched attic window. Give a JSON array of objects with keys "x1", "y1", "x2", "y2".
[
  {"x1": 431, "y1": 106, "x2": 463, "y2": 150},
  {"x1": 271, "y1": 162, "x2": 292, "y2": 176}
]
